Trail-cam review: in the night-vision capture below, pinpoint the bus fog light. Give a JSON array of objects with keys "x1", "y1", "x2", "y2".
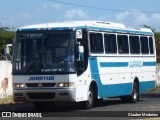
[
  {"x1": 15, "y1": 83, "x2": 25, "y2": 88},
  {"x1": 58, "y1": 83, "x2": 64, "y2": 87},
  {"x1": 57, "y1": 82, "x2": 74, "y2": 87}
]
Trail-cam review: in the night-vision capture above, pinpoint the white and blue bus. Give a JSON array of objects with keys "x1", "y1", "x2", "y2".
[{"x1": 12, "y1": 21, "x2": 156, "y2": 109}]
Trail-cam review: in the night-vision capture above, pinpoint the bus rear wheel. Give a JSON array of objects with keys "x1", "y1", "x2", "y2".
[
  {"x1": 120, "y1": 82, "x2": 139, "y2": 103},
  {"x1": 129, "y1": 82, "x2": 139, "y2": 103}
]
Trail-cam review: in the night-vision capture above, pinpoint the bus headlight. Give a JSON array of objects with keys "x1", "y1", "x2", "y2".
[
  {"x1": 57, "y1": 82, "x2": 74, "y2": 87},
  {"x1": 15, "y1": 83, "x2": 25, "y2": 88}
]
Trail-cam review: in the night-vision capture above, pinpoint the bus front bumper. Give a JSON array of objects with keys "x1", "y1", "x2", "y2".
[{"x1": 13, "y1": 88, "x2": 76, "y2": 102}]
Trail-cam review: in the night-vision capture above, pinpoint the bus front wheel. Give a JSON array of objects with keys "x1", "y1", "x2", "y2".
[{"x1": 83, "y1": 87, "x2": 95, "y2": 109}]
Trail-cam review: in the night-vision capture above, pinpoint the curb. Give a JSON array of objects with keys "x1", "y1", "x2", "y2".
[{"x1": 140, "y1": 92, "x2": 160, "y2": 98}]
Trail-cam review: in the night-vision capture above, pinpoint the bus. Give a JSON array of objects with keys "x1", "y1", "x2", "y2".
[{"x1": 12, "y1": 21, "x2": 156, "y2": 109}]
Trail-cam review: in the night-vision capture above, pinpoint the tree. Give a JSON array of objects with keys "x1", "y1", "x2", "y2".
[
  {"x1": 155, "y1": 32, "x2": 160, "y2": 63},
  {"x1": 140, "y1": 24, "x2": 155, "y2": 32},
  {"x1": 0, "y1": 25, "x2": 15, "y2": 60}
]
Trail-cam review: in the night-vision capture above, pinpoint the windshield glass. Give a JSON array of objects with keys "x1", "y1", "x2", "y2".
[{"x1": 13, "y1": 30, "x2": 75, "y2": 74}]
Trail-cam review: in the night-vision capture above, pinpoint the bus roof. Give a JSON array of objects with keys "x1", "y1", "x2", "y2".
[{"x1": 18, "y1": 21, "x2": 153, "y2": 35}]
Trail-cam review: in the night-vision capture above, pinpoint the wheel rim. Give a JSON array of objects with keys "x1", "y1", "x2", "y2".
[
  {"x1": 133, "y1": 90, "x2": 137, "y2": 100},
  {"x1": 133, "y1": 86, "x2": 138, "y2": 100},
  {"x1": 88, "y1": 90, "x2": 93, "y2": 106}
]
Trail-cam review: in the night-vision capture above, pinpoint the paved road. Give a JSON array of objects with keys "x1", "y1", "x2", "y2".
[{"x1": 0, "y1": 93, "x2": 160, "y2": 119}]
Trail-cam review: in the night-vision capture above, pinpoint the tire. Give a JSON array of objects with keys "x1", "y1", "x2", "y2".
[
  {"x1": 83, "y1": 87, "x2": 95, "y2": 109},
  {"x1": 129, "y1": 82, "x2": 139, "y2": 103}
]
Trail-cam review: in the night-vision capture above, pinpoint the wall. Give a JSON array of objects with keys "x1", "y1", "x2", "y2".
[
  {"x1": 157, "y1": 64, "x2": 160, "y2": 87},
  {"x1": 0, "y1": 61, "x2": 12, "y2": 98}
]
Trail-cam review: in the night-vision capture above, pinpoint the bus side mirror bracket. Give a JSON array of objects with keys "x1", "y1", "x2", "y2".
[
  {"x1": 76, "y1": 29, "x2": 84, "y2": 71},
  {"x1": 76, "y1": 29, "x2": 83, "y2": 46},
  {"x1": 78, "y1": 46, "x2": 84, "y2": 53},
  {"x1": 76, "y1": 29, "x2": 82, "y2": 39},
  {"x1": 77, "y1": 45, "x2": 84, "y2": 70},
  {"x1": 6, "y1": 44, "x2": 13, "y2": 62}
]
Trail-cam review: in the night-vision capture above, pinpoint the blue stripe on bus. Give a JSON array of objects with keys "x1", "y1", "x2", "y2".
[
  {"x1": 139, "y1": 81, "x2": 156, "y2": 93},
  {"x1": 100, "y1": 62, "x2": 156, "y2": 68},
  {"x1": 143, "y1": 62, "x2": 156, "y2": 66},
  {"x1": 19, "y1": 28, "x2": 38, "y2": 31},
  {"x1": 89, "y1": 57, "x2": 156, "y2": 98},
  {"x1": 85, "y1": 26, "x2": 153, "y2": 35},
  {"x1": 19, "y1": 27, "x2": 72, "y2": 31},
  {"x1": 100, "y1": 62, "x2": 128, "y2": 67},
  {"x1": 19, "y1": 26, "x2": 153, "y2": 35}
]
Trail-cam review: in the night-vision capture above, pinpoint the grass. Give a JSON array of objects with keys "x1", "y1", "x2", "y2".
[
  {"x1": 0, "y1": 95, "x2": 14, "y2": 105},
  {"x1": 148, "y1": 86, "x2": 160, "y2": 93}
]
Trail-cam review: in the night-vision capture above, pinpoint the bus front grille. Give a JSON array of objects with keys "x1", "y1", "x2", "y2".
[
  {"x1": 26, "y1": 83, "x2": 56, "y2": 88},
  {"x1": 27, "y1": 93, "x2": 55, "y2": 99}
]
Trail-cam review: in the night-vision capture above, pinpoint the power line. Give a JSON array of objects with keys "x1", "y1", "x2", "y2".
[{"x1": 50, "y1": 0, "x2": 160, "y2": 14}]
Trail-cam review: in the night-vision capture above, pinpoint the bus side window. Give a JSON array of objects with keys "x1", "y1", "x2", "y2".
[
  {"x1": 117, "y1": 35, "x2": 129, "y2": 54},
  {"x1": 149, "y1": 37, "x2": 154, "y2": 55},
  {"x1": 89, "y1": 33, "x2": 103, "y2": 54},
  {"x1": 104, "y1": 34, "x2": 117, "y2": 54},
  {"x1": 129, "y1": 36, "x2": 140, "y2": 54},
  {"x1": 140, "y1": 36, "x2": 149, "y2": 54}
]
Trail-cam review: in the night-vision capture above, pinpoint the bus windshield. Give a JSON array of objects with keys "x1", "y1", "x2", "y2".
[{"x1": 13, "y1": 30, "x2": 75, "y2": 74}]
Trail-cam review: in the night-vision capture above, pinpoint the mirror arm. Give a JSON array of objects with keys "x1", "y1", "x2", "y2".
[{"x1": 5, "y1": 44, "x2": 13, "y2": 62}]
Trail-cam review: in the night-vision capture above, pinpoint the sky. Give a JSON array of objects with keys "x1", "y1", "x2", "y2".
[{"x1": 0, "y1": 0, "x2": 160, "y2": 31}]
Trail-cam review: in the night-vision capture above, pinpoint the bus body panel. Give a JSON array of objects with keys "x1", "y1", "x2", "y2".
[
  {"x1": 88, "y1": 56, "x2": 156, "y2": 98},
  {"x1": 13, "y1": 21, "x2": 156, "y2": 105},
  {"x1": 13, "y1": 74, "x2": 79, "y2": 102}
]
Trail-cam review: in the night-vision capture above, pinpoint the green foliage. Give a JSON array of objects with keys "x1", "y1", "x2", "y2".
[
  {"x1": 140, "y1": 24, "x2": 156, "y2": 32},
  {"x1": 155, "y1": 32, "x2": 160, "y2": 63},
  {"x1": 0, "y1": 25, "x2": 15, "y2": 60},
  {"x1": 0, "y1": 95, "x2": 13, "y2": 104}
]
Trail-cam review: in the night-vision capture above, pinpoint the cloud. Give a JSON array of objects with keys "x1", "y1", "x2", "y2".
[
  {"x1": 116, "y1": 10, "x2": 148, "y2": 25},
  {"x1": 42, "y1": 3, "x2": 62, "y2": 11},
  {"x1": 36, "y1": 2, "x2": 62, "y2": 13},
  {"x1": 65, "y1": 9, "x2": 88, "y2": 20},
  {"x1": 99, "y1": 10, "x2": 160, "y2": 31}
]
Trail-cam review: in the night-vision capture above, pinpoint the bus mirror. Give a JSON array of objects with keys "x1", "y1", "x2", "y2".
[
  {"x1": 78, "y1": 46, "x2": 84, "y2": 53},
  {"x1": 78, "y1": 46, "x2": 84, "y2": 61},
  {"x1": 6, "y1": 44, "x2": 12, "y2": 55},
  {"x1": 6, "y1": 44, "x2": 13, "y2": 62},
  {"x1": 76, "y1": 29, "x2": 82, "y2": 39}
]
